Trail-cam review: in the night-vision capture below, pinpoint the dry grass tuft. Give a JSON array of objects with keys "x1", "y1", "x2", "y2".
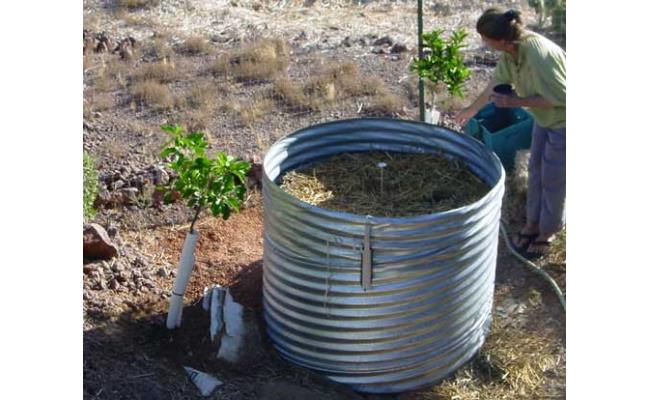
[
  {"x1": 402, "y1": 78, "x2": 420, "y2": 106},
  {"x1": 364, "y1": 91, "x2": 404, "y2": 117},
  {"x1": 86, "y1": 93, "x2": 115, "y2": 113},
  {"x1": 180, "y1": 36, "x2": 212, "y2": 55},
  {"x1": 220, "y1": 99, "x2": 241, "y2": 115},
  {"x1": 92, "y1": 58, "x2": 132, "y2": 92},
  {"x1": 100, "y1": 138, "x2": 128, "y2": 160},
  {"x1": 115, "y1": 10, "x2": 154, "y2": 27},
  {"x1": 301, "y1": 63, "x2": 388, "y2": 110},
  {"x1": 304, "y1": 76, "x2": 337, "y2": 106},
  {"x1": 359, "y1": 76, "x2": 388, "y2": 97},
  {"x1": 272, "y1": 76, "x2": 312, "y2": 111},
  {"x1": 116, "y1": 0, "x2": 160, "y2": 11},
  {"x1": 211, "y1": 38, "x2": 289, "y2": 82},
  {"x1": 269, "y1": 64, "x2": 392, "y2": 114},
  {"x1": 239, "y1": 98, "x2": 274, "y2": 127},
  {"x1": 209, "y1": 56, "x2": 230, "y2": 77},
  {"x1": 328, "y1": 62, "x2": 363, "y2": 96},
  {"x1": 183, "y1": 82, "x2": 217, "y2": 110},
  {"x1": 130, "y1": 80, "x2": 174, "y2": 109},
  {"x1": 136, "y1": 61, "x2": 178, "y2": 83},
  {"x1": 177, "y1": 110, "x2": 211, "y2": 135},
  {"x1": 143, "y1": 33, "x2": 173, "y2": 61}
]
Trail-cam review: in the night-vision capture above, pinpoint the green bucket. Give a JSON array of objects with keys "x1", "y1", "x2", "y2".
[{"x1": 463, "y1": 103, "x2": 533, "y2": 170}]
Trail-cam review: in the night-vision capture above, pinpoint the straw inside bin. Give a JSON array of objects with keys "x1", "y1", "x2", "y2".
[{"x1": 279, "y1": 151, "x2": 490, "y2": 217}]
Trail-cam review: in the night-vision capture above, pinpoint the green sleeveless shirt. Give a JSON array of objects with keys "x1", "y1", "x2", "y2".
[{"x1": 493, "y1": 31, "x2": 566, "y2": 129}]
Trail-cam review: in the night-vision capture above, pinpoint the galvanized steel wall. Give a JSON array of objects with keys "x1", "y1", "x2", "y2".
[{"x1": 262, "y1": 119, "x2": 505, "y2": 393}]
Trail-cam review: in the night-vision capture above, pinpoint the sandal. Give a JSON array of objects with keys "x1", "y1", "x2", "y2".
[
  {"x1": 523, "y1": 240, "x2": 552, "y2": 260},
  {"x1": 511, "y1": 231, "x2": 538, "y2": 253}
]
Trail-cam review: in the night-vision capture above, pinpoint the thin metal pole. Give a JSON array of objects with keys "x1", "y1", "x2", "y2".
[{"x1": 417, "y1": 0, "x2": 425, "y2": 121}]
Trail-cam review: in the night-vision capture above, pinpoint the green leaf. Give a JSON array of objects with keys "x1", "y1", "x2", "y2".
[
  {"x1": 412, "y1": 28, "x2": 471, "y2": 101},
  {"x1": 158, "y1": 125, "x2": 249, "y2": 223}
]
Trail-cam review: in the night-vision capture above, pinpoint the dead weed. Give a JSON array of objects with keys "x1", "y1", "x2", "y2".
[
  {"x1": 135, "y1": 61, "x2": 178, "y2": 83},
  {"x1": 116, "y1": 0, "x2": 160, "y2": 11},
  {"x1": 210, "y1": 38, "x2": 289, "y2": 82},
  {"x1": 130, "y1": 80, "x2": 174, "y2": 109},
  {"x1": 239, "y1": 98, "x2": 274, "y2": 127},
  {"x1": 364, "y1": 91, "x2": 404, "y2": 117},
  {"x1": 182, "y1": 81, "x2": 219, "y2": 110},
  {"x1": 144, "y1": 34, "x2": 174, "y2": 61},
  {"x1": 93, "y1": 57, "x2": 132, "y2": 92},
  {"x1": 180, "y1": 36, "x2": 212, "y2": 55},
  {"x1": 272, "y1": 76, "x2": 311, "y2": 111}
]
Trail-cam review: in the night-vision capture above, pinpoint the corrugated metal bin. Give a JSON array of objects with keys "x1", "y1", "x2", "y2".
[{"x1": 262, "y1": 118, "x2": 505, "y2": 393}]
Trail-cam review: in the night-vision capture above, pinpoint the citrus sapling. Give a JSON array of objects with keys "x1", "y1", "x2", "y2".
[
  {"x1": 410, "y1": 29, "x2": 471, "y2": 123},
  {"x1": 158, "y1": 124, "x2": 251, "y2": 329}
]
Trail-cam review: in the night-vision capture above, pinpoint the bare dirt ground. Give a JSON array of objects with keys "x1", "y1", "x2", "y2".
[{"x1": 83, "y1": 1, "x2": 566, "y2": 399}]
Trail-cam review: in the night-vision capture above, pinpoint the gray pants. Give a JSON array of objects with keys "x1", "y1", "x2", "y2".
[{"x1": 527, "y1": 122, "x2": 566, "y2": 236}]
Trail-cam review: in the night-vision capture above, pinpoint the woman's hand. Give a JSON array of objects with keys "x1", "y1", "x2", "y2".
[
  {"x1": 490, "y1": 93, "x2": 522, "y2": 108},
  {"x1": 454, "y1": 107, "x2": 476, "y2": 127}
]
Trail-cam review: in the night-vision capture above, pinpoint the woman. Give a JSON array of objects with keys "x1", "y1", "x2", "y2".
[{"x1": 455, "y1": 8, "x2": 566, "y2": 259}]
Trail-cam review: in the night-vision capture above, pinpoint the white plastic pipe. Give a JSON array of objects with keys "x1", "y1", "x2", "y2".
[
  {"x1": 425, "y1": 106, "x2": 441, "y2": 124},
  {"x1": 183, "y1": 366, "x2": 223, "y2": 396},
  {"x1": 166, "y1": 231, "x2": 199, "y2": 329}
]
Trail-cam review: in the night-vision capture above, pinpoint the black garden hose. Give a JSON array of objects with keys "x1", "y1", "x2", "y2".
[{"x1": 499, "y1": 220, "x2": 566, "y2": 312}]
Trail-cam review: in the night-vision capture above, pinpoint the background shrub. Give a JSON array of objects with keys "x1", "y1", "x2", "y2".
[{"x1": 83, "y1": 151, "x2": 99, "y2": 221}]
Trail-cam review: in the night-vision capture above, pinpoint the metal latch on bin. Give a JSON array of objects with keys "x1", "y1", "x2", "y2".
[{"x1": 361, "y1": 222, "x2": 372, "y2": 290}]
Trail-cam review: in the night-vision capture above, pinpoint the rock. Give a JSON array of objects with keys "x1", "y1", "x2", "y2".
[
  {"x1": 106, "y1": 224, "x2": 118, "y2": 237},
  {"x1": 156, "y1": 267, "x2": 168, "y2": 278},
  {"x1": 341, "y1": 36, "x2": 352, "y2": 47},
  {"x1": 293, "y1": 30, "x2": 308, "y2": 42},
  {"x1": 143, "y1": 279, "x2": 156, "y2": 289},
  {"x1": 116, "y1": 188, "x2": 139, "y2": 205},
  {"x1": 111, "y1": 261, "x2": 124, "y2": 273},
  {"x1": 94, "y1": 189, "x2": 112, "y2": 208},
  {"x1": 152, "y1": 166, "x2": 169, "y2": 185},
  {"x1": 134, "y1": 257, "x2": 146, "y2": 268},
  {"x1": 112, "y1": 179, "x2": 126, "y2": 190},
  {"x1": 373, "y1": 36, "x2": 393, "y2": 46},
  {"x1": 371, "y1": 47, "x2": 387, "y2": 55},
  {"x1": 391, "y1": 43, "x2": 408, "y2": 53},
  {"x1": 84, "y1": 224, "x2": 119, "y2": 261},
  {"x1": 108, "y1": 279, "x2": 120, "y2": 290},
  {"x1": 94, "y1": 279, "x2": 108, "y2": 291},
  {"x1": 115, "y1": 271, "x2": 129, "y2": 283},
  {"x1": 83, "y1": 264, "x2": 98, "y2": 275},
  {"x1": 130, "y1": 176, "x2": 145, "y2": 188}
]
